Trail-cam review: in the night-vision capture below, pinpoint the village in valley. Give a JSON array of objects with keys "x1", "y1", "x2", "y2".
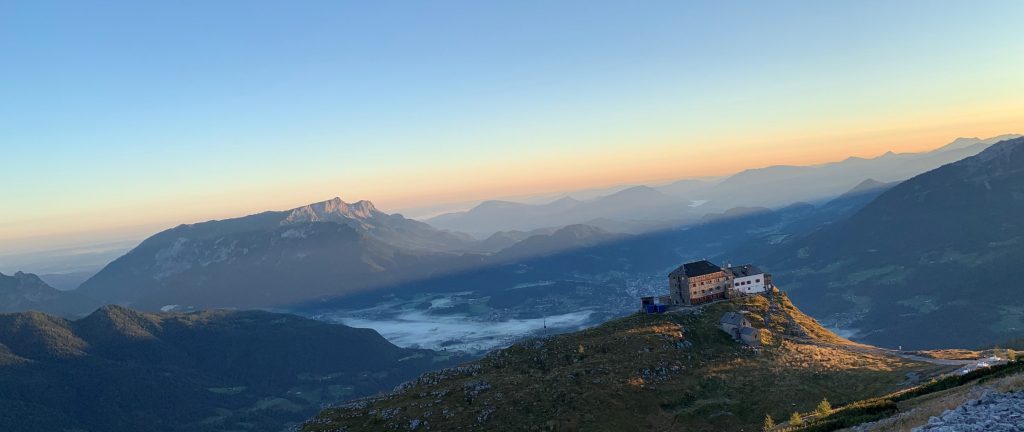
[{"x1": 642, "y1": 259, "x2": 774, "y2": 346}]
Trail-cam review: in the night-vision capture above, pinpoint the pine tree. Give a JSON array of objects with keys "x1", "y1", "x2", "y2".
[
  {"x1": 789, "y1": 411, "x2": 803, "y2": 426},
  {"x1": 762, "y1": 414, "x2": 775, "y2": 431},
  {"x1": 815, "y1": 398, "x2": 832, "y2": 417}
]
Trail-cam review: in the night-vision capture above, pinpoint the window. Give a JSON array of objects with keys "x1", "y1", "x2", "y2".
[{"x1": 756, "y1": 279, "x2": 761, "y2": 283}]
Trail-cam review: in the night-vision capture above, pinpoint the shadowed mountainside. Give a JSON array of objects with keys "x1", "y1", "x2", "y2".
[
  {"x1": 0, "y1": 305, "x2": 463, "y2": 432},
  {"x1": 76, "y1": 198, "x2": 486, "y2": 310},
  {"x1": 758, "y1": 136, "x2": 1024, "y2": 349}
]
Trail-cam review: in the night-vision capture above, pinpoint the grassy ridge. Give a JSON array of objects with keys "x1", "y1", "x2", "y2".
[{"x1": 305, "y1": 292, "x2": 945, "y2": 431}]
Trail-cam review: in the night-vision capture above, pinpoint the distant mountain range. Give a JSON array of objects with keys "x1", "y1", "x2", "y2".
[
  {"x1": 704, "y1": 134, "x2": 1019, "y2": 209},
  {"x1": 0, "y1": 271, "x2": 98, "y2": 316},
  {"x1": 426, "y1": 135, "x2": 1019, "y2": 236},
  {"x1": 70, "y1": 198, "x2": 627, "y2": 312},
  {"x1": 75, "y1": 198, "x2": 487, "y2": 310},
  {"x1": 0, "y1": 304, "x2": 460, "y2": 432},
  {"x1": 63, "y1": 170, "x2": 901, "y2": 319},
  {"x1": 758, "y1": 136, "x2": 1024, "y2": 349},
  {"x1": 492, "y1": 224, "x2": 623, "y2": 261},
  {"x1": 426, "y1": 185, "x2": 698, "y2": 236},
  {"x1": 8, "y1": 136, "x2": 1024, "y2": 432},
  {"x1": 8, "y1": 134, "x2": 1022, "y2": 354},
  {"x1": 303, "y1": 135, "x2": 1024, "y2": 351}
]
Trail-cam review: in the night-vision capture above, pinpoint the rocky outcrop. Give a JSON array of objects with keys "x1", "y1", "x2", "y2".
[{"x1": 914, "y1": 391, "x2": 1024, "y2": 432}]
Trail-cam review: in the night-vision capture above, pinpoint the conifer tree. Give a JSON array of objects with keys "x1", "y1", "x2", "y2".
[
  {"x1": 789, "y1": 411, "x2": 803, "y2": 426},
  {"x1": 815, "y1": 398, "x2": 832, "y2": 417}
]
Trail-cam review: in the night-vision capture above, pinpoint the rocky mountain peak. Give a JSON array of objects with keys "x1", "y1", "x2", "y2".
[
  {"x1": 1, "y1": 271, "x2": 55, "y2": 294},
  {"x1": 10, "y1": 271, "x2": 43, "y2": 283},
  {"x1": 283, "y1": 197, "x2": 381, "y2": 224}
]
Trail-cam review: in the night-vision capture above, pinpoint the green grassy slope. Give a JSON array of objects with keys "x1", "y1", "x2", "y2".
[{"x1": 305, "y1": 292, "x2": 948, "y2": 431}]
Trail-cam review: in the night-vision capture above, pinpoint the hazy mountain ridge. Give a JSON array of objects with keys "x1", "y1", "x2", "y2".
[
  {"x1": 759, "y1": 136, "x2": 1024, "y2": 348},
  {"x1": 424, "y1": 135, "x2": 1018, "y2": 237},
  {"x1": 0, "y1": 305, "x2": 462, "y2": 432},
  {"x1": 76, "y1": 198, "x2": 487, "y2": 310},
  {"x1": 0, "y1": 271, "x2": 98, "y2": 316},
  {"x1": 702, "y1": 134, "x2": 1019, "y2": 210},
  {"x1": 427, "y1": 186, "x2": 696, "y2": 236},
  {"x1": 493, "y1": 224, "x2": 623, "y2": 260}
]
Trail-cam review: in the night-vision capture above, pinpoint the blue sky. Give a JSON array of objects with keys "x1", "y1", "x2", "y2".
[{"x1": 2, "y1": 0, "x2": 1023, "y2": 250}]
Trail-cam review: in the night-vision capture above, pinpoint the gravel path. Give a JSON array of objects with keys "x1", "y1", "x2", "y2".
[{"x1": 913, "y1": 391, "x2": 1024, "y2": 431}]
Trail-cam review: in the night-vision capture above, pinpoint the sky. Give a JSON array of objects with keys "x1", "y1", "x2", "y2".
[{"x1": 2, "y1": 0, "x2": 1023, "y2": 254}]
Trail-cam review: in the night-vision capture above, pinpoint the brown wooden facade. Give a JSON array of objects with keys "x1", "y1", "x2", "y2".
[{"x1": 670, "y1": 268, "x2": 732, "y2": 305}]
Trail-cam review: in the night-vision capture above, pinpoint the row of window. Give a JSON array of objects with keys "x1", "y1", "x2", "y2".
[{"x1": 690, "y1": 278, "x2": 761, "y2": 288}]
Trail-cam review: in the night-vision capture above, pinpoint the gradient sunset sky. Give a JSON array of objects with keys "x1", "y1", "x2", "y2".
[{"x1": 2, "y1": 0, "x2": 1023, "y2": 252}]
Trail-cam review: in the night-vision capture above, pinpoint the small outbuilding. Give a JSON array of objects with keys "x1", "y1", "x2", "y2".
[
  {"x1": 640, "y1": 296, "x2": 669, "y2": 314},
  {"x1": 720, "y1": 311, "x2": 762, "y2": 345},
  {"x1": 719, "y1": 312, "x2": 751, "y2": 335},
  {"x1": 739, "y1": 327, "x2": 762, "y2": 346}
]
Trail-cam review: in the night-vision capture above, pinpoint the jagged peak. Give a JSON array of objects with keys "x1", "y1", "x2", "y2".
[
  {"x1": 284, "y1": 197, "x2": 382, "y2": 224},
  {"x1": 11, "y1": 271, "x2": 39, "y2": 280},
  {"x1": 3, "y1": 271, "x2": 50, "y2": 287},
  {"x1": 936, "y1": 134, "x2": 1022, "y2": 152}
]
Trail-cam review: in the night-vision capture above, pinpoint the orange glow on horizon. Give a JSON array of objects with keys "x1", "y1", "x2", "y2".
[{"x1": 2, "y1": 112, "x2": 1021, "y2": 252}]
